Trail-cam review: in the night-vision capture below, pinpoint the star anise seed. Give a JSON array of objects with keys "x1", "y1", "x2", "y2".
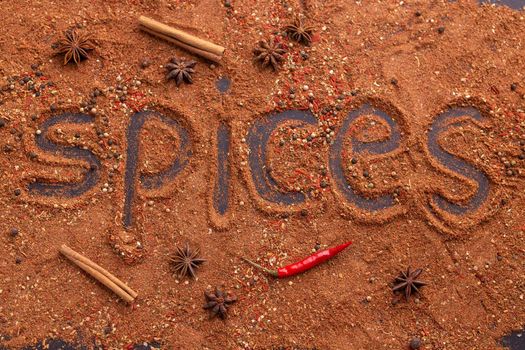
[
  {"x1": 169, "y1": 242, "x2": 205, "y2": 278},
  {"x1": 392, "y1": 267, "x2": 427, "y2": 300},
  {"x1": 203, "y1": 287, "x2": 237, "y2": 319},
  {"x1": 253, "y1": 38, "x2": 287, "y2": 71},
  {"x1": 165, "y1": 57, "x2": 197, "y2": 86},
  {"x1": 55, "y1": 29, "x2": 95, "y2": 65},
  {"x1": 284, "y1": 16, "x2": 315, "y2": 45}
]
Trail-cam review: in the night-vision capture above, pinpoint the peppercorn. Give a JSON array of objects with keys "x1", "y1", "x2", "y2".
[
  {"x1": 140, "y1": 59, "x2": 151, "y2": 69},
  {"x1": 438, "y1": 27, "x2": 445, "y2": 34},
  {"x1": 10, "y1": 228, "x2": 19, "y2": 237},
  {"x1": 409, "y1": 337, "x2": 421, "y2": 349}
]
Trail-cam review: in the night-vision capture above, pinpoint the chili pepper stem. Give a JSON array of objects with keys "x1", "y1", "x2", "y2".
[{"x1": 241, "y1": 257, "x2": 279, "y2": 277}]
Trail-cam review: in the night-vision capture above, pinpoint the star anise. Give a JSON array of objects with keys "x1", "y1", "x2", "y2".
[
  {"x1": 55, "y1": 29, "x2": 95, "y2": 65},
  {"x1": 203, "y1": 287, "x2": 237, "y2": 319},
  {"x1": 169, "y1": 243, "x2": 205, "y2": 278},
  {"x1": 284, "y1": 16, "x2": 315, "y2": 45},
  {"x1": 253, "y1": 38, "x2": 287, "y2": 71},
  {"x1": 165, "y1": 57, "x2": 197, "y2": 86},
  {"x1": 392, "y1": 267, "x2": 427, "y2": 300}
]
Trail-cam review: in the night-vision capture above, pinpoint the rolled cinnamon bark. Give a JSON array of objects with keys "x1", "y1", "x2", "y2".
[
  {"x1": 140, "y1": 26, "x2": 223, "y2": 63},
  {"x1": 60, "y1": 244, "x2": 137, "y2": 302},
  {"x1": 138, "y1": 16, "x2": 225, "y2": 60}
]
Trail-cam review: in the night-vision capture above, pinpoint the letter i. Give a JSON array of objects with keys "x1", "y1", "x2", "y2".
[{"x1": 208, "y1": 121, "x2": 232, "y2": 229}]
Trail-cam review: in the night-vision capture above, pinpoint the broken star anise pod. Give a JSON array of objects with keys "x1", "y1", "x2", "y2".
[
  {"x1": 284, "y1": 16, "x2": 315, "y2": 45},
  {"x1": 203, "y1": 287, "x2": 237, "y2": 319},
  {"x1": 165, "y1": 57, "x2": 197, "y2": 86},
  {"x1": 55, "y1": 29, "x2": 95, "y2": 65},
  {"x1": 392, "y1": 267, "x2": 427, "y2": 300},
  {"x1": 169, "y1": 243, "x2": 205, "y2": 278},
  {"x1": 253, "y1": 38, "x2": 287, "y2": 71}
]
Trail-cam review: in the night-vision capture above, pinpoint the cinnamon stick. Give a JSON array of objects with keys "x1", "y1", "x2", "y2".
[
  {"x1": 140, "y1": 26, "x2": 223, "y2": 63},
  {"x1": 138, "y1": 16, "x2": 225, "y2": 61},
  {"x1": 60, "y1": 244, "x2": 137, "y2": 303}
]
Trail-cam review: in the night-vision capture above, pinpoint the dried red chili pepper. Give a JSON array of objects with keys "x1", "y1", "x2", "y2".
[{"x1": 242, "y1": 241, "x2": 352, "y2": 278}]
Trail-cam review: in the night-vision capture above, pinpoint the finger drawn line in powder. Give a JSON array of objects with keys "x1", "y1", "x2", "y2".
[
  {"x1": 329, "y1": 104, "x2": 401, "y2": 211},
  {"x1": 1, "y1": 338, "x2": 160, "y2": 350},
  {"x1": 29, "y1": 113, "x2": 101, "y2": 197},
  {"x1": 426, "y1": 107, "x2": 490, "y2": 215},
  {"x1": 213, "y1": 122, "x2": 231, "y2": 216},
  {"x1": 479, "y1": 0, "x2": 524, "y2": 10},
  {"x1": 501, "y1": 328, "x2": 525, "y2": 350},
  {"x1": 247, "y1": 110, "x2": 317, "y2": 205},
  {"x1": 10, "y1": 338, "x2": 78, "y2": 350},
  {"x1": 123, "y1": 110, "x2": 191, "y2": 229},
  {"x1": 216, "y1": 76, "x2": 231, "y2": 94}
]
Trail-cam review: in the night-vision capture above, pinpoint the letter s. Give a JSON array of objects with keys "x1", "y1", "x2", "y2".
[
  {"x1": 424, "y1": 105, "x2": 496, "y2": 231},
  {"x1": 29, "y1": 113, "x2": 101, "y2": 197}
]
